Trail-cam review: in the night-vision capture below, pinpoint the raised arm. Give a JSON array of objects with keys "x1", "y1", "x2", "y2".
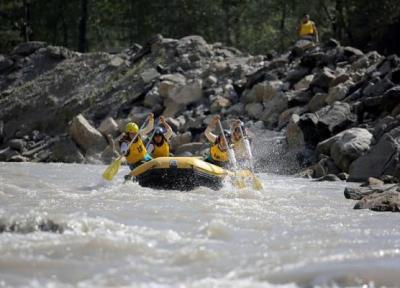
[
  {"x1": 139, "y1": 113, "x2": 154, "y2": 136},
  {"x1": 159, "y1": 116, "x2": 173, "y2": 140},
  {"x1": 205, "y1": 115, "x2": 220, "y2": 143}
]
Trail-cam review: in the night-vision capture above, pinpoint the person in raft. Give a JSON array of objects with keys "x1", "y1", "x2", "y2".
[
  {"x1": 297, "y1": 13, "x2": 319, "y2": 43},
  {"x1": 230, "y1": 119, "x2": 252, "y2": 168},
  {"x1": 119, "y1": 113, "x2": 154, "y2": 174},
  {"x1": 204, "y1": 115, "x2": 232, "y2": 168},
  {"x1": 147, "y1": 116, "x2": 173, "y2": 158}
]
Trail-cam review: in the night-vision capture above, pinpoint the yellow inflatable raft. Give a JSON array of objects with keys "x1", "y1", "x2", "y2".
[{"x1": 130, "y1": 157, "x2": 228, "y2": 191}]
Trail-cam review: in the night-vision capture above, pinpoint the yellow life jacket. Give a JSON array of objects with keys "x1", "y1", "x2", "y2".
[
  {"x1": 232, "y1": 138, "x2": 247, "y2": 159},
  {"x1": 299, "y1": 21, "x2": 315, "y2": 36},
  {"x1": 151, "y1": 141, "x2": 170, "y2": 158},
  {"x1": 126, "y1": 137, "x2": 147, "y2": 164},
  {"x1": 210, "y1": 144, "x2": 228, "y2": 162}
]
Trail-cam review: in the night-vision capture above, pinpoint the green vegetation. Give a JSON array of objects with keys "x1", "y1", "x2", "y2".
[{"x1": 1, "y1": 0, "x2": 399, "y2": 55}]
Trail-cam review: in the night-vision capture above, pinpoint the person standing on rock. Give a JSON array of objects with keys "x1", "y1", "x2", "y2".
[
  {"x1": 297, "y1": 14, "x2": 319, "y2": 43},
  {"x1": 148, "y1": 116, "x2": 173, "y2": 158},
  {"x1": 204, "y1": 115, "x2": 231, "y2": 168},
  {"x1": 119, "y1": 113, "x2": 154, "y2": 176}
]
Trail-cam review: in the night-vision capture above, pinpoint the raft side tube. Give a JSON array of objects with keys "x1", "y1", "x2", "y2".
[{"x1": 130, "y1": 157, "x2": 227, "y2": 191}]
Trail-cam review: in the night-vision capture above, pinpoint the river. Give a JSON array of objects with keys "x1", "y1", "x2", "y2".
[{"x1": 0, "y1": 162, "x2": 399, "y2": 287}]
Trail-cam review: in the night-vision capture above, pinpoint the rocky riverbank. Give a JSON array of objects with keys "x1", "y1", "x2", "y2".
[{"x1": 0, "y1": 35, "x2": 399, "y2": 187}]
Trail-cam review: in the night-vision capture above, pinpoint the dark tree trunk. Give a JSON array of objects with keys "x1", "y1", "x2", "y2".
[
  {"x1": 78, "y1": 0, "x2": 89, "y2": 52},
  {"x1": 22, "y1": 0, "x2": 32, "y2": 41},
  {"x1": 279, "y1": 1, "x2": 287, "y2": 52}
]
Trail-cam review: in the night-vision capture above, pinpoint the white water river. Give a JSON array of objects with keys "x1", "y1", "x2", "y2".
[{"x1": 0, "y1": 162, "x2": 399, "y2": 288}]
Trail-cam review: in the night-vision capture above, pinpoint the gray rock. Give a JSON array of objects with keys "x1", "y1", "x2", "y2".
[
  {"x1": 0, "y1": 147, "x2": 19, "y2": 161},
  {"x1": 316, "y1": 102, "x2": 355, "y2": 140},
  {"x1": 310, "y1": 67, "x2": 336, "y2": 90},
  {"x1": 261, "y1": 92, "x2": 289, "y2": 128},
  {"x1": 128, "y1": 106, "x2": 152, "y2": 124},
  {"x1": 353, "y1": 191, "x2": 400, "y2": 212},
  {"x1": 337, "y1": 172, "x2": 349, "y2": 181},
  {"x1": 0, "y1": 121, "x2": 3, "y2": 144},
  {"x1": 175, "y1": 142, "x2": 207, "y2": 156},
  {"x1": 294, "y1": 75, "x2": 314, "y2": 91},
  {"x1": 98, "y1": 117, "x2": 119, "y2": 137},
  {"x1": 170, "y1": 132, "x2": 192, "y2": 151},
  {"x1": 286, "y1": 67, "x2": 310, "y2": 84},
  {"x1": 315, "y1": 174, "x2": 341, "y2": 182},
  {"x1": 8, "y1": 139, "x2": 26, "y2": 152},
  {"x1": 69, "y1": 114, "x2": 107, "y2": 154},
  {"x1": 325, "y1": 81, "x2": 352, "y2": 104},
  {"x1": 245, "y1": 103, "x2": 264, "y2": 119},
  {"x1": 349, "y1": 127, "x2": 400, "y2": 181},
  {"x1": 344, "y1": 184, "x2": 398, "y2": 200},
  {"x1": 12, "y1": 41, "x2": 47, "y2": 56},
  {"x1": 9, "y1": 155, "x2": 29, "y2": 162},
  {"x1": 343, "y1": 46, "x2": 364, "y2": 58},
  {"x1": 308, "y1": 93, "x2": 328, "y2": 112},
  {"x1": 317, "y1": 128, "x2": 373, "y2": 171},
  {"x1": 210, "y1": 96, "x2": 231, "y2": 113},
  {"x1": 162, "y1": 98, "x2": 185, "y2": 118},
  {"x1": 0, "y1": 55, "x2": 14, "y2": 71},
  {"x1": 226, "y1": 103, "x2": 245, "y2": 115},
  {"x1": 109, "y1": 56, "x2": 125, "y2": 67},
  {"x1": 364, "y1": 86, "x2": 400, "y2": 114},
  {"x1": 286, "y1": 114, "x2": 305, "y2": 150},
  {"x1": 144, "y1": 88, "x2": 162, "y2": 108},
  {"x1": 141, "y1": 68, "x2": 160, "y2": 84},
  {"x1": 168, "y1": 79, "x2": 203, "y2": 105}
]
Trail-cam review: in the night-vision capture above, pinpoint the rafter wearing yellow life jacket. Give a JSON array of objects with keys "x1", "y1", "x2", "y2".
[
  {"x1": 120, "y1": 118, "x2": 153, "y2": 170},
  {"x1": 149, "y1": 127, "x2": 170, "y2": 158}
]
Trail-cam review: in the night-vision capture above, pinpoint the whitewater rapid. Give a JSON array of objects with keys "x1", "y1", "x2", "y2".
[{"x1": 0, "y1": 162, "x2": 399, "y2": 287}]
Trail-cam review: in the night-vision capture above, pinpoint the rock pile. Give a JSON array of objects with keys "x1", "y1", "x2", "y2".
[{"x1": 0, "y1": 36, "x2": 399, "y2": 182}]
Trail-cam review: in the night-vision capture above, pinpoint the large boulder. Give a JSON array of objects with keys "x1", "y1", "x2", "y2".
[
  {"x1": 317, "y1": 128, "x2": 373, "y2": 171},
  {"x1": 242, "y1": 80, "x2": 283, "y2": 103},
  {"x1": 69, "y1": 114, "x2": 108, "y2": 154},
  {"x1": 261, "y1": 92, "x2": 289, "y2": 128},
  {"x1": 98, "y1": 117, "x2": 119, "y2": 137},
  {"x1": 363, "y1": 86, "x2": 400, "y2": 114},
  {"x1": 12, "y1": 41, "x2": 47, "y2": 56},
  {"x1": 325, "y1": 81, "x2": 353, "y2": 104},
  {"x1": 294, "y1": 75, "x2": 314, "y2": 91},
  {"x1": 308, "y1": 93, "x2": 328, "y2": 112},
  {"x1": 286, "y1": 114, "x2": 305, "y2": 150},
  {"x1": 310, "y1": 67, "x2": 336, "y2": 90},
  {"x1": 298, "y1": 102, "x2": 355, "y2": 147},
  {"x1": 49, "y1": 136, "x2": 85, "y2": 163},
  {"x1": 353, "y1": 191, "x2": 400, "y2": 212},
  {"x1": 349, "y1": 126, "x2": 400, "y2": 181},
  {"x1": 245, "y1": 103, "x2": 264, "y2": 119},
  {"x1": 316, "y1": 102, "x2": 355, "y2": 140},
  {"x1": 143, "y1": 88, "x2": 162, "y2": 108},
  {"x1": 168, "y1": 79, "x2": 203, "y2": 105},
  {"x1": 0, "y1": 55, "x2": 14, "y2": 71}
]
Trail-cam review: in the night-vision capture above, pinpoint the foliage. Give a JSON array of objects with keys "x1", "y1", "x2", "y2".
[{"x1": 0, "y1": 0, "x2": 399, "y2": 55}]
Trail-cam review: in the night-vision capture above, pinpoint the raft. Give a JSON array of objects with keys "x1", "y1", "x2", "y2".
[{"x1": 130, "y1": 157, "x2": 228, "y2": 191}]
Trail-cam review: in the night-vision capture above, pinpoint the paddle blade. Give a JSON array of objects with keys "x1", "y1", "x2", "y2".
[{"x1": 102, "y1": 157, "x2": 122, "y2": 181}]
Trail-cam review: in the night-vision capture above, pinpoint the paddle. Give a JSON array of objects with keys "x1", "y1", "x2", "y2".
[
  {"x1": 102, "y1": 116, "x2": 150, "y2": 181},
  {"x1": 216, "y1": 119, "x2": 246, "y2": 188},
  {"x1": 237, "y1": 125, "x2": 264, "y2": 190},
  {"x1": 145, "y1": 119, "x2": 159, "y2": 150}
]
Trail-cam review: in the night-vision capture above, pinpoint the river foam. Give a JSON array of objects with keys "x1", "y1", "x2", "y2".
[{"x1": 0, "y1": 162, "x2": 399, "y2": 287}]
